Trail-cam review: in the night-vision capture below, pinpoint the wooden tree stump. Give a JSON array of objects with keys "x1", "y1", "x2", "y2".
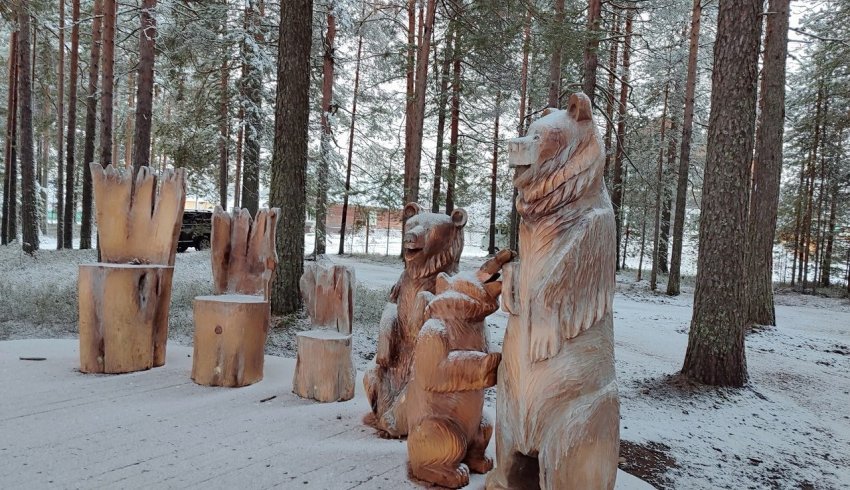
[
  {"x1": 191, "y1": 206, "x2": 280, "y2": 387},
  {"x1": 78, "y1": 164, "x2": 186, "y2": 374},
  {"x1": 78, "y1": 264, "x2": 174, "y2": 374},
  {"x1": 191, "y1": 295, "x2": 270, "y2": 387},
  {"x1": 299, "y1": 257, "x2": 354, "y2": 334},
  {"x1": 292, "y1": 329, "x2": 356, "y2": 402}
]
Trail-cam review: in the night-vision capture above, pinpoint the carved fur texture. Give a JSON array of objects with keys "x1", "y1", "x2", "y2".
[
  {"x1": 364, "y1": 203, "x2": 467, "y2": 437},
  {"x1": 407, "y1": 251, "x2": 512, "y2": 489},
  {"x1": 486, "y1": 93, "x2": 620, "y2": 490}
]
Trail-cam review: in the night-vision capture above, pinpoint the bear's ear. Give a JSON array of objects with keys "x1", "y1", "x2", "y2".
[
  {"x1": 451, "y1": 208, "x2": 468, "y2": 228},
  {"x1": 568, "y1": 93, "x2": 592, "y2": 123},
  {"x1": 403, "y1": 202, "x2": 421, "y2": 220}
]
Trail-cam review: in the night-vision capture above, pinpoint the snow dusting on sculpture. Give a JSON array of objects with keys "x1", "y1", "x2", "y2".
[
  {"x1": 486, "y1": 93, "x2": 620, "y2": 490},
  {"x1": 364, "y1": 202, "x2": 467, "y2": 437}
]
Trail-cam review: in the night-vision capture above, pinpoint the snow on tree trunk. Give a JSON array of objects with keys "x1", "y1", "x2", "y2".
[
  {"x1": 240, "y1": 0, "x2": 263, "y2": 216},
  {"x1": 682, "y1": 0, "x2": 762, "y2": 387},
  {"x1": 612, "y1": 4, "x2": 634, "y2": 270}
]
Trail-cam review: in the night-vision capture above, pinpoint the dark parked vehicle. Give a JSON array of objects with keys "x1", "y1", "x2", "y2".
[{"x1": 177, "y1": 210, "x2": 212, "y2": 252}]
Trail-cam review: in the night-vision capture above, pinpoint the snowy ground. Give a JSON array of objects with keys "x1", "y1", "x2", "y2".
[
  {"x1": 0, "y1": 339, "x2": 649, "y2": 489},
  {"x1": 1, "y1": 242, "x2": 849, "y2": 489}
]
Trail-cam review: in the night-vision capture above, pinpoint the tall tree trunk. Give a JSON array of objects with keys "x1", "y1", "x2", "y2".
[
  {"x1": 132, "y1": 0, "x2": 157, "y2": 174},
  {"x1": 582, "y1": 0, "x2": 603, "y2": 102},
  {"x1": 603, "y1": 8, "x2": 620, "y2": 184},
  {"x1": 745, "y1": 0, "x2": 790, "y2": 322},
  {"x1": 270, "y1": 0, "x2": 313, "y2": 315},
  {"x1": 431, "y1": 23, "x2": 453, "y2": 213},
  {"x1": 234, "y1": 105, "x2": 244, "y2": 208},
  {"x1": 241, "y1": 0, "x2": 263, "y2": 215},
  {"x1": 403, "y1": 0, "x2": 437, "y2": 208},
  {"x1": 659, "y1": 115, "x2": 676, "y2": 274},
  {"x1": 315, "y1": 3, "x2": 336, "y2": 257},
  {"x1": 667, "y1": 0, "x2": 702, "y2": 296},
  {"x1": 801, "y1": 86, "x2": 823, "y2": 291},
  {"x1": 64, "y1": 0, "x2": 80, "y2": 248},
  {"x1": 820, "y1": 182, "x2": 838, "y2": 287},
  {"x1": 650, "y1": 82, "x2": 669, "y2": 291},
  {"x1": 444, "y1": 31, "x2": 461, "y2": 215},
  {"x1": 79, "y1": 0, "x2": 102, "y2": 250},
  {"x1": 637, "y1": 191, "x2": 648, "y2": 281},
  {"x1": 612, "y1": 4, "x2": 634, "y2": 270},
  {"x1": 403, "y1": 0, "x2": 415, "y2": 204},
  {"x1": 547, "y1": 0, "x2": 565, "y2": 108},
  {"x1": 17, "y1": 1, "x2": 39, "y2": 254},
  {"x1": 56, "y1": 0, "x2": 66, "y2": 249},
  {"x1": 682, "y1": 0, "x2": 762, "y2": 387},
  {"x1": 124, "y1": 73, "x2": 134, "y2": 167},
  {"x1": 509, "y1": 9, "x2": 532, "y2": 252},
  {"x1": 338, "y1": 28, "x2": 363, "y2": 255},
  {"x1": 218, "y1": 56, "x2": 229, "y2": 208},
  {"x1": 2, "y1": 31, "x2": 19, "y2": 245},
  {"x1": 488, "y1": 92, "x2": 500, "y2": 256},
  {"x1": 99, "y1": 0, "x2": 116, "y2": 168}
]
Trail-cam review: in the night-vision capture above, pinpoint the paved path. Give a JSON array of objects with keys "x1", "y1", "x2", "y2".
[{"x1": 0, "y1": 339, "x2": 649, "y2": 489}]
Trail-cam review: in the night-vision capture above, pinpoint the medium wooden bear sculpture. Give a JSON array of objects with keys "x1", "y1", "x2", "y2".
[
  {"x1": 485, "y1": 93, "x2": 619, "y2": 490},
  {"x1": 364, "y1": 202, "x2": 467, "y2": 437},
  {"x1": 407, "y1": 250, "x2": 514, "y2": 489}
]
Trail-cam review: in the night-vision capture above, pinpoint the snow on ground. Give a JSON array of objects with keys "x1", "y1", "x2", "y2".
[
  {"x1": 1, "y1": 242, "x2": 849, "y2": 489},
  {"x1": 0, "y1": 339, "x2": 649, "y2": 489}
]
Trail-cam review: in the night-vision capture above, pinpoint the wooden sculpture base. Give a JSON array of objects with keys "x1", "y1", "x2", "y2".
[
  {"x1": 78, "y1": 263, "x2": 174, "y2": 374},
  {"x1": 292, "y1": 329, "x2": 356, "y2": 402},
  {"x1": 191, "y1": 295, "x2": 270, "y2": 387}
]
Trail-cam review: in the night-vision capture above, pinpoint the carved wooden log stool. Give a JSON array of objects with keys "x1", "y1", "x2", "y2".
[
  {"x1": 190, "y1": 207, "x2": 279, "y2": 388},
  {"x1": 78, "y1": 164, "x2": 186, "y2": 374},
  {"x1": 292, "y1": 257, "x2": 356, "y2": 402},
  {"x1": 292, "y1": 329, "x2": 356, "y2": 402}
]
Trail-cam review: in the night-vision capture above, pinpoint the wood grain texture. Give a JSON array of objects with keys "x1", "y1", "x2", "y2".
[
  {"x1": 299, "y1": 257, "x2": 355, "y2": 334},
  {"x1": 407, "y1": 251, "x2": 512, "y2": 488},
  {"x1": 192, "y1": 207, "x2": 280, "y2": 387},
  {"x1": 292, "y1": 329, "x2": 356, "y2": 402},
  {"x1": 363, "y1": 202, "x2": 467, "y2": 437},
  {"x1": 191, "y1": 295, "x2": 269, "y2": 387},
  {"x1": 78, "y1": 264, "x2": 174, "y2": 374},
  {"x1": 90, "y1": 164, "x2": 186, "y2": 266},
  {"x1": 210, "y1": 206, "x2": 280, "y2": 299},
  {"x1": 487, "y1": 93, "x2": 619, "y2": 490}
]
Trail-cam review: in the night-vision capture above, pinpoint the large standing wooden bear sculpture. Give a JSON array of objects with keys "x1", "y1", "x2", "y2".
[
  {"x1": 364, "y1": 202, "x2": 467, "y2": 437},
  {"x1": 486, "y1": 93, "x2": 619, "y2": 490}
]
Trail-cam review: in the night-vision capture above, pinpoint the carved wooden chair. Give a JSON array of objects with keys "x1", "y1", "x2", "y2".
[
  {"x1": 292, "y1": 257, "x2": 356, "y2": 402},
  {"x1": 191, "y1": 206, "x2": 279, "y2": 387},
  {"x1": 79, "y1": 164, "x2": 187, "y2": 374}
]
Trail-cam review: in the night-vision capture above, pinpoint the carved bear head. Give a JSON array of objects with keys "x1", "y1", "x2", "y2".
[
  {"x1": 402, "y1": 203, "x2": 467, "y2": 279},
  {"x1": 508, "y1": 92, "x2": 605, "y2": 220}
]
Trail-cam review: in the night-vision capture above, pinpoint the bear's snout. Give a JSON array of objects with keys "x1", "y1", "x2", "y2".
[{"x1": 508, "y1": 134, "x2": 539, "y2": 169}]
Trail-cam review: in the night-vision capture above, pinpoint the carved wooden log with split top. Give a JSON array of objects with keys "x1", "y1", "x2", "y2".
[
  {"x1": 407, "y1": 250, "x2": 514, "y2": 488},
  {"x1": 486, "y1": 93, "x2": 620, "y2": 490},
  {"x1": 293, "y1": 257, "x2": 357, "y2": 402},
  {"x1": 363, "y1": 202, "x2": 468, "y2": 437},
  {"x1": 191, "y1": 207, "x2": 279, "y2": 387},
  {"x1": 78, "y1": 164, "x2": 186, "y2": 374}
]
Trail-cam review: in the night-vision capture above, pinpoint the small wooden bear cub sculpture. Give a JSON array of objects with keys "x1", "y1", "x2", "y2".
[{"x1": 407, "y1": 250, "x2": 514, "y2": 489}]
